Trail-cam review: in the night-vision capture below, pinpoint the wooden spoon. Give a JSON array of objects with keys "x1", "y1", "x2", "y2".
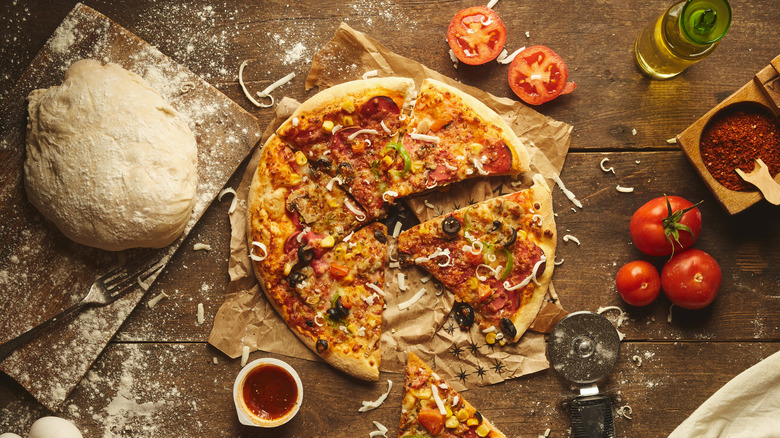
[{"x1": 735, "y1": 158, "x2": 780, "y2": 205}]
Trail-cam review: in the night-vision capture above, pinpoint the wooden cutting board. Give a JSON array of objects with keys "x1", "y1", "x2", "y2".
[{"x1": 0, "y1": 3, "x2": 260, "y2": 411}]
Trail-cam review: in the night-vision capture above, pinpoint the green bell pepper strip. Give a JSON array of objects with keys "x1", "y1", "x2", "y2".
[
  {"x1": 384, "y1": 141, "x2": 411, "y2": 177},
  {"x1": 500, "y1": 249, "x2": 513, "y2": 281}
]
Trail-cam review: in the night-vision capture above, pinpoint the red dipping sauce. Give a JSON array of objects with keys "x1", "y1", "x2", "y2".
[{"x1": 242, "y1": 364, "x2": 298, "y2": 420}]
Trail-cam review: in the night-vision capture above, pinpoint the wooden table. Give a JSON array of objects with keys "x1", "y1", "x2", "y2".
[{"x1": 1, "y1": 1, "x2": 779, "y2": 436}]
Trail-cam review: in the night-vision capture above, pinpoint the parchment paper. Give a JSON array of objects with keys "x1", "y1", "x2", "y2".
[{"x1": 209, "y1": 23, "x2": 572, "y2": 389}]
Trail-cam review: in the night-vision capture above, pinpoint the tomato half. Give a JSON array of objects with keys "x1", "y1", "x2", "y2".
[
  {"x1": 630, "y1": 196, "x2": 702, "y2": 257},
  {"x1": 447, "y1": 6, "x2": 507, "y2": 65},
  {"x1": 661, "y1": 249, "x2": 721, "y2": 310},
  {"x1": 616, "y1": 261, "x2": 661, "y2": 307},
  {"x1": 508, "y1": 45, "x2": 576, "y2": 105}
]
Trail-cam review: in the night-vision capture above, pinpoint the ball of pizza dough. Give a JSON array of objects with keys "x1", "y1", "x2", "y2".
[
  {"x1": 0, "y1": 433, "x2": 23, "y2": 438},
  {"x1": 28, "y1": 416, "x2": 83, "y2": 438},
  {"x1": 24, "y1": 59, "x2": 198, "y2": 251}
]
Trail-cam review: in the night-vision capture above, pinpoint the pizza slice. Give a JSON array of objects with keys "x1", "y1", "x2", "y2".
[
  {"x1": 265, "y1": 222, "x2": 387, "y2": 381},
  {"x1": 399, "y1": 351, "x2": 507, "y2": 438},
  {"x1": 276, "y1": 77, "x2": 416, "y2": 219},
  {"x1": 246, "y1": 135, "x2": 369, "y2": 289},
  {"x1": 392, "y1": 78, "x2": 530, "y2": 196},
  {"x1": 396, "y1": 175, "x2": 555, "y2": 343}
]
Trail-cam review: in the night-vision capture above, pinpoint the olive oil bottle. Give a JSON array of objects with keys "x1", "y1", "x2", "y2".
[{"x1": 634, "y1": 0, "x2": 731, "y2": 79}]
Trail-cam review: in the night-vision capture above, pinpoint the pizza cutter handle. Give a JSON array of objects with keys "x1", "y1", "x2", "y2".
[{"x1": 570, "y1": 394, "x2": 615, "y2": 438}]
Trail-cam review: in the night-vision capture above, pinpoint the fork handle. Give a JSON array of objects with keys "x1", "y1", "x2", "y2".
[{"x1": 0, "y1": 300, "x2": 85, "y2": 363}]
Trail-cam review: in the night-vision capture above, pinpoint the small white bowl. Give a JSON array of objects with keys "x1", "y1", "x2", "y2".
[{"x1": 233, "y1": 358, "x2": 303, "y2": 428}]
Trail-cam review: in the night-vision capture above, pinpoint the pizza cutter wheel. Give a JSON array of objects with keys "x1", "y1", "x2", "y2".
[{"x1": 547, "y1": 311, "x2": 621, "y2": 438}]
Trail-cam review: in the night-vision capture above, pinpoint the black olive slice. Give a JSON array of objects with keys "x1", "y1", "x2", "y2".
[
  {"x1": 503, "y1": 227, "x2": 517, "y2": 248},
  {"x1": 442, "y1": 215, "x2": 461, "y2": 236},
  {"x1": 500, "y1": 317, "x2": 517, "y2": 338},
  {"x1": 316, "y1": 338, "x2": 328, "y2": 354},
  {"x1": 489, "y1": 220, "x2": 502, "y2": 233},
  {"x1": 305, "y1": 320, "x2": 314, "y2": 327},
  {"x1": 287, "y1": 271, "x2": 306, "y2": 288},
  {"x1": 312, "y1": 157, "x2": 332, "y2": 171},
  {"x1": 336, "y1": 162, "x2": 355, "y2": 183},
  {"x1": 474, "y1": 411, "x2": 483, "y2": 424},
  {"x1": 453, "y1": 302, "x2": 475, "y2": 329},
  {"x1": 298, "y1": 245, "x2": 315, "y2": 264},
  {"x1": 373, "y1": 228, "x2": 387, "y2": 244},
  {"x1": 326, "y1": 296, "x2": 350, "y2": 321}
]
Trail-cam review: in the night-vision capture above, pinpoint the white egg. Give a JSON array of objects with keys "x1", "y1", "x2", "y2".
[
  {"x1": 28, "y1": 417, "x2": 83, "y2": 438},
  {"x1": 0, "y1": 433, "x2": 23, "y2": 438}
]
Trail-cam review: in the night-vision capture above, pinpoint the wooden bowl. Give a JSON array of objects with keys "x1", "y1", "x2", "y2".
[{"x1": 677, "y1": 55, "x2": 780, "y2": 214}]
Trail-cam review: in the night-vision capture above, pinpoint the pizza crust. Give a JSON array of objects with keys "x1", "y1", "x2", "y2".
[{"x1": 506, "y1": 174, "x2": 556, "y2": 342}]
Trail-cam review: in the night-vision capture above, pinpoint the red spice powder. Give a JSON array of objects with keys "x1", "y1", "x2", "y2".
[{"x1": 700, "y1": 105, "x2": 780, "y2": 191}]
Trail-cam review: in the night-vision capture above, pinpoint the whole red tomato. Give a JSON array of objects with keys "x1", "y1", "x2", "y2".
[
  {"x1": 661, "y1": 249, "x2": 722, "y2": 310},
  {"x1": 630, "y1": 195, "x2": 702, "y2": 256},
  {"x1": 616, "y1": 260, "x2": 661, "y2": 306}
]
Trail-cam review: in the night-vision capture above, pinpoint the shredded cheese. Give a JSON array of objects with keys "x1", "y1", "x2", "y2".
[
  {"x1": 554, "y1": 257, "x2": 564, "y2": 265},
  {"x1": 392, "y1": 222, "x2": 402, "y2": 238},
  {"x1": 397, "y1": 273, "x2": 408, "y2": 291},
  {"x1": 348, "y1": 128, "x2": 379, "y2": 140},
  {"x1": 382, "y1": 190, "x2": 398, "y2": 202},
  {"x1": 326, "y1": 176, "x2": 343, "y2": 191},
  {"x1": 448, "y1": 49, "x2": 459, "y2": 67},
  {"x1": 431, "y1": 384, "x2": 447, "y2": 416},
  {"x1": 562, "y1": 234, "x2": 580, "y2": 245},
  {"x1": 420, "y1": 275, "x2": 431, "y2": 284},
  {"x1": 597, "y1": 306, "x2": 627, "y2": 327},
  {"x1": 238, "y1": 60, "x2": 268, "y2": 107},
  {"x1": 255, "y1": 72, "x2": 295, "y2": 102},
  {"x1": 250, "y1": 241, "x2": 268, "y2": 261},
  {"x1": 240, "y1": 345, "x2": 250, "y2": 367},
  {"x1": 314, "y1": 312, "x2": 324, "y2": 327},
  {"x1": 344, "y1": 231, "x2": 354, "y2": 242},
  {"x1": 409, "y1": 132, "x2": 441, "y2": 144},
  {"x1": 398, "y1": 288, "x2": 427, "y2": 310},
  {"x1": 668, "y1": 303, "x2": 675, "y2": 323},
  {"x1": 197, "y1": 303, "x2": 205, "y2": 324},
  {"x1": 452, "y1": 395, "x2": 459, "y2": 406},
  {"x1": 599, "y1": 157, "x2": 615, "y2": 174},
  {"x1": 553, "y1": 173, "x2": 583, "y2": 208},
  {"x1": 362, "y1": 70, "x2": 379, "y2": 80},
  {"x1": 147, "y1": 291, "x2": 168, "y2": 308},
  {"x1": 366, "y1": 283, "x2": 385, "y2": 296},
  {"x1": 497, "y1": 46, "x2": 526, "y2": 64},
  {"x1": 331, "y1": 124, "x2": 343, "y2": 134},
  {"x1": 218, "y1": 187, "x2": 238, "y2": 214},
  {"x1": 476, "y1": 264, "x2": 501, "y2": 282},
  {"x1": 416, "y1": 248, "x2": 453, "y2": 267},
  {"x1": 463, "y1": 240, "x2": 483, "y2": 255},
  {"x1": 444, "y1": 162, "x2": 458, "y2": 171},
  {"x1": 344, "y1": 199, "x2": 367, "y2": 221},
  {"x1": 473, "y1": 158, "x2": 490, "y2": 175},
  {"x1": 632, "y1": 355, "x2": 643, "y2": 367},
  {"x1": 616, "y1": 185, "x2": 634, "y2": 193},
  {"x1": 369, "y1": 421, "x2": 388, "y2": 438},
  {"x1": 504, "y1": 254, "x2": 546, "y2": 290},
  {"x1": 424, "y1": 200, "x2": 435, "y2": 209},
  {"x1": 617, "y1": 405, "x2": 633, "y2": 420},
  {"x1": 532, "y1": 214, "x2": 543, "y2": 226},
  {"x1": 666, "y1": 137, "x2": 678, "y2": 144},
  {"x1": 363, "y1": 293, "x2": 380, "y2": 306},
  {"x1": 193, "y1": 243, "x2": 212, "y2": 251},
  {"x1": 292, "y1": 116, "x2": 299, "y2": 127},
  {"x1": 359, "y1": 380, "x2": 393, "y2": 412},
  {"x1": 180, "y1": 81, "x2": 196, "y2": 93},
  {"x1": 380, "y1": 120, "x2": 392, "y2": 134},
  {"x1": 425, "y1": 179, "x2": 438, "y2": 190}
]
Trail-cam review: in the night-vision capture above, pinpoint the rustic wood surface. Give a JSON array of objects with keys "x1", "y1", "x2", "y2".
[{"x1": 1, "y1": 1, "x2": 779, "y2": 437}]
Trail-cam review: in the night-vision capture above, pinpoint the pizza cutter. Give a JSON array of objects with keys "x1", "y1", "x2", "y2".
[{"x1": 547, "y1": 311, "x2": 621, "y2": 438}]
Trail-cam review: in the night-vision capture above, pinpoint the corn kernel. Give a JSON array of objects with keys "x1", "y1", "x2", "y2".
[
  {"x1": 283, "y1": 263, "x2": 293, "y2": 276},
  {"x1": 321, "y1": 235, "x2": 335, "y2": 248},
  {"x1": 445, "y1": 405, "x2": 453, "y2": 418},
  {"x1": 466, "y1": 277, "x2": 479, "y2": 291},
  {"x1": 341, "y1": 101, "x2": 355, "y2": 113},
  {"x1": 467, "y1": 418, "x2": 480, "y2": 427},
  {"x1": 322, "y1": 120, "x2": 334, "y2": 132},
  {"x1": 456, "y1": 409, "x2": 469, "y2": 422},
  {"x1": 476, "y1": 424, "x2": 490, "y2": 437},
  {"x1": 499, "y1": 338, "x2": 507, "y2": 346},
  {"x1": 485, "y1": 332, "x2": 497, "y2": 345},
  {"x1": 470, "y1": 143, "x2": 482, "y2": 155},
  {"x1": 445, "y1": 416, "x2": 459, "y2": 429},
  {"x1": 348, "y1": 323, "x2": 356, "y2": 333},
  {"x1": 288, "y1": 173, "x2": 302, "y2": 185},
  {"x1": 517, "y1": 229, "x2": 528, "y2": 240},
  {"x1": 328, "y1": 199, "x2": 340, "y2": 208},
  {"x1": 294, "y1": 151, "x2": 308, "y2": 166},
  {"x1": 411, "y1": 160, "x2": 424, "y2": 173},
  {"x1": 343, "y1": 115, "x2": 354, "y2": 126},
  {"x1": 381, "y1": 155, "x2": 394, "y2": 167},
  {"x1": 343, "y1": 274, "x2": 354, "y2": 284}
]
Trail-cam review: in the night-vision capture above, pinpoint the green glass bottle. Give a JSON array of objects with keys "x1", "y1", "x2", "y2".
[{"x1": 634, "y1": 0, "x2": 731, "y2": 79}]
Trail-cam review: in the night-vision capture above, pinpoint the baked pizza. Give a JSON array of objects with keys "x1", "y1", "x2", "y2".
[
  {"x1": 396, "y1": 175, "x2": 556, "y2": 342},
  {"x1": 247, "y1": 76, "x2": 552, "y2": 380},
  {"x1": 399, "y1": 352, "x2": 507, "y2": 438}
]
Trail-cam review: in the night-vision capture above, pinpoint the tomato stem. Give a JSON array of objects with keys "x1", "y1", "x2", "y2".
[{"x1": 662, "y1": 194, "x2": 703, "y2": 257}]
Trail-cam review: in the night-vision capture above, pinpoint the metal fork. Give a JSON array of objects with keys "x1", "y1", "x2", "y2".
[{"x1": 0, "y1": 250, "x2": 166, "y2": 362}]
